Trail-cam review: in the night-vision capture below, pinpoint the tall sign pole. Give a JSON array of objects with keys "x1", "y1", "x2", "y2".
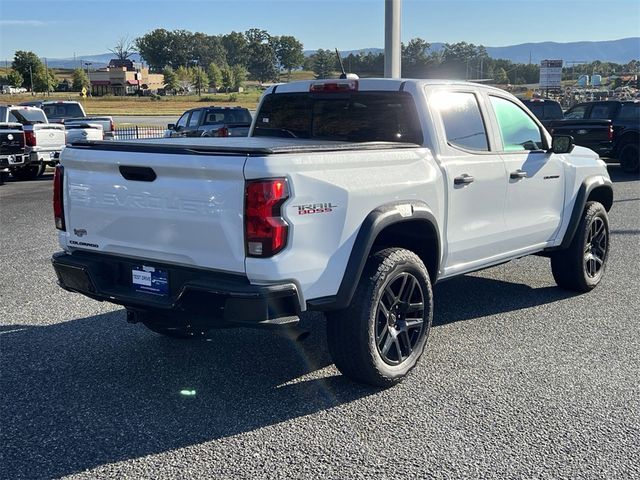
[{"x1": 384, "y1": 0, "x2": 401, "y2": 78}]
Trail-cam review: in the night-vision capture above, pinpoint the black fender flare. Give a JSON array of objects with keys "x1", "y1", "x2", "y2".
[
  {"x1": 307, "y1": 201, "x2": 441, "y2": 311},
  {"x1": 556, "y1": 175, "x2": 613, "y2": 251}
]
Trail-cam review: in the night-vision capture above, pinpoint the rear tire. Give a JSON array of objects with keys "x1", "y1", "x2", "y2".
[
  {"x1": 551, "y1": 201, "x2": 609, "y2": 292},
  {"x1": 326, "y1": 248, "x2": 433, "y2": 387},
  {"x1": 619, "y1": 142, "x2": 639, "y2": 173}
]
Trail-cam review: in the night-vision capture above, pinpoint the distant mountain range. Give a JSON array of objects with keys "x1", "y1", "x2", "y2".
[
  {"x1": 45, "y1": 37, "x2": 639, "y2": 69},
  {"x1": 316, "y1": 38, "x2": 639, "y2": 65}
]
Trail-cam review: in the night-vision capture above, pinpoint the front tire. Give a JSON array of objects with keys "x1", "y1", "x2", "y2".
[
  {"x1": 619, "y1": 143, "x2": 639, "y2": 173},
  {"x1": 551, "y1": 201, "x2": 610, "y2": 292},
  {"x1": 326, "y1": 248, "x2": 433, "y2": 387}
]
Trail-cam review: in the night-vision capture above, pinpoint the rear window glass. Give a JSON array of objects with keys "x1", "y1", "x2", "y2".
[
  {"x1": 9, "y1": 108, "x2": 47, "y2": 124},
  {"x1": 42, "y1": 103, "x2": 84, "y2": 119},
  {"x1": 203, "y1": 109, "x2": 252, "y2": 125},
  {"x1": 253, "y1": 92, "x2": 422, "y2": 144},
  {"x1": 589, "y1": 104, "x2": 616, "y2": 119},
  {"x1": 523, "y1": 101, "x2": 563, "y2": 121}
]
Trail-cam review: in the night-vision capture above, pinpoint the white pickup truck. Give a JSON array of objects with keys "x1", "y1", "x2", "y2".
[
  {"x1": 0, "y1": 105, "x2": 65, "y2": 179},
  {"x1": 51, "y1": 79, "x2": 613, "y2": 387},
  {"x1": 20, "y1": 100, "x2": 114, "y2": 140}
]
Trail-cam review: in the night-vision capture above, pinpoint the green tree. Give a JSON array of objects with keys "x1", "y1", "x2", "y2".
[
  {"x1": 7, "y1": 69, "x2": 24, "y2": 88},
  {"x1": 221, "y1": 31, "x2": 248, "y2": 66},
  {"x1": 245, "y1": 29, "x2": 278, "y2": 83},
  {"x1": 136, "y1": 29, "x2": 171, "y2": 72},
  {"x1": 192, "y1": 33, "x2": 227, "y2": 69},
  {"x1": 33, "y1": 67, "x2": 56, "y2": 93},
  {"x1": 231, "y1": 65, "x2": 247, "y2": 91},
  {"x1": 494, "y1": 67, "x2": 509, "y2": 84},
  {"x1": 275, "y1": 35, "x2": 304, "y2": 81},
  {"x1": 402, "y1": 38, "x2": 430, "y2": 66},
  {"x1": 313, "y1": 49, "x2": 335, "y2": 79},
  {"x1": 71, "y1": 68, "x2": 89, "y2": 91},
  {"x1": 11, "y1": 50, "x2": 43, "y2": 89},
  {"x1": 221, "y1": 66, "x2": 235, "y2": 93},
  {"x1": 175, "y1": 66, "x2": 192, "y2": 93},
  {"x1": 208, "y1": 63, "x2": 223, "y2": 90},
  {"x1": 191, "y1": 66, "x2": 209, "y2": 96},
  {"x1": 162, "y1": 66, "x2": 179, "y2": 93}
]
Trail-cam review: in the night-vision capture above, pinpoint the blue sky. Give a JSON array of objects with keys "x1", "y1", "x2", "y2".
[{"x1": 0, "y1": 0, "x2": 639, "y2": 60}]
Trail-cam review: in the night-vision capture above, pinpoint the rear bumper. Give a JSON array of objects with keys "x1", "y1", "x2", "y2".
[
  {"x1": 0, "y1": 154, "x2": 26, "y2": 168},
  {"x1": 51, "y1": 251, "x2": 301, "y2": 328}
]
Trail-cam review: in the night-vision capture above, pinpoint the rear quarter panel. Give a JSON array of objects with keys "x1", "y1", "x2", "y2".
[{"x1": 244, "y1": 147, "x2": 444, "y2": 305}]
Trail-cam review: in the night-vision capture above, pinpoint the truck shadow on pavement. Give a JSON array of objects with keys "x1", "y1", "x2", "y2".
[{"x1": 1, "y1": 275, "x2": 578, "y2": 479}]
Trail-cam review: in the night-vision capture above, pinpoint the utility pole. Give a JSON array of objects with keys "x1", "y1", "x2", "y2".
[
  {"x1": 84, "y1": 62, "x2": 92, "y2": 96},
  {"x1": 44, "y1": 57, "x2": 50, "y2": 96},
  {"x1": 29, "y1": 65, "x2": 34, "y2": 95},
  {"x1": 384, "y1": 0, "x2": 401, "y2": 78}
]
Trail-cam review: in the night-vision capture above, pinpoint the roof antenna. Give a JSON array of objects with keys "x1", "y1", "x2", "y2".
[{"x1": 335, "y1": 48, "x2": 358, "y2": 80}]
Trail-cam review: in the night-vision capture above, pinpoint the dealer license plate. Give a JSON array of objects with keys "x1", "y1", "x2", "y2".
[{"x1": 132, "y1": 266, "x2": 169, "y2": 296}]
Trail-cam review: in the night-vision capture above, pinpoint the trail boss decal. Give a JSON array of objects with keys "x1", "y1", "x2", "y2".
[{"x1": 293, "y1": 202, "x2": 338, "y2": 215}]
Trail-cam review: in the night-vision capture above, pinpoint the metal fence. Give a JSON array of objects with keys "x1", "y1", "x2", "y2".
[{"x1": 114, "y1": 126, "x2": 166, "y2": 140}]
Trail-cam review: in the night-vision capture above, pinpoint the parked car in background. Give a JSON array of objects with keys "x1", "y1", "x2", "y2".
[
  {"x1": 19, "y1": 100, "x2": 115, "y2": 140},
  {"x1": 548, "y1": 100, "x2": 640, "y2": 172},
  {"x1": 166, "y1": 106, "x2": 252, "y2": 138},
  {"x1": 521, "y1": 98, "x2": 563, "y2": 127},
  {"x1": 0, "y1": 122, "x2": 25, "y2": 183},
  {"x1": 0, "y1": 105, "x2": 65, "y2": 179}
]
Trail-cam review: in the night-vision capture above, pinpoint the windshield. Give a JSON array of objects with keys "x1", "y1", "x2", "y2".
[
  {"x1": 42, "y1": 103, "x2": 84, "y2": 120},
  {"x1": 253, "y1": 91, "x2": 423, "y2": 143},
  {"x1": 7, "y1": 107, "x2": 48, "y2": 125}
]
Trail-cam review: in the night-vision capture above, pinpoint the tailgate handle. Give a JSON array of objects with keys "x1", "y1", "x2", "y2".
[{"x1": 119, "y1": 165, "x2": 156, "y2": 182}]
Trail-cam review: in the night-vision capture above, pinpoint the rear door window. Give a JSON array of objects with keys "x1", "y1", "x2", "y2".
[
  {"x1": 618, "y1": 103, "x2": 640, "y2": 120},
  {"x1": 564, "y1": 105, "x2": 589, "y2": 119},
  {"x1": 489, "y1": 96, "x2": 543, "y2": 151},
  {"x1": 432, "y1": 91, "x2": 489, "y2": 151},
  {"x1": 188, "y1": 109, "x2": 202, "y2": 127}
]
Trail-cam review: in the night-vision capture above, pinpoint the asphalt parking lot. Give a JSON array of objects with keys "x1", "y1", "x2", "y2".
[{"x1": 1, "y1": 166, "x2": 639, "y2": 479}]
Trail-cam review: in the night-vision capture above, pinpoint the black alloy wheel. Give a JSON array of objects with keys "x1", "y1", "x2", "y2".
[{"x1": 375, "y1": 272, "x2": 426, "y2": 366}]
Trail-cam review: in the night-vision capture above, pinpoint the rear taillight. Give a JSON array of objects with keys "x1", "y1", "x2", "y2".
[
  {"x1": 215, "y1": 127, "x2": 230, "y2": 137},
  {"x1": 608, "y1": 125, "x2": 614, "y2": 141},
  {"x1": 245, "y1": 178, "x2": 289, "y2": 257},
  {"x1": 25, "y1": 130, "x2": 36, "y2": 146},
  {"x1": 53, "y1": 165, "x2": 65, "y2": 231},
  {"x1": 110, "y1": 119, "x2": 115, "y2": 133}
]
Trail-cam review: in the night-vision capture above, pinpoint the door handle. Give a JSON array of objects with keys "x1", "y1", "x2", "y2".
[
  {"x1": 510, "y1": 169, "x2": 528, "y2": 180},
  {"x1": 454, "y1": 174, "x2": 475, "y2": 185}
]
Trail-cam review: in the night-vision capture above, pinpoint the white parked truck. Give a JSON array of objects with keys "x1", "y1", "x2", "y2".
[
  {"x1": 0, "y1": 105, "x2": 65, "y2": 179},
  {"x1": 51, "y1": 79, "x2": 613, "y2": 387},
  {"x1": 20, "y1": 100, "x2": 115, "y2": 140}
]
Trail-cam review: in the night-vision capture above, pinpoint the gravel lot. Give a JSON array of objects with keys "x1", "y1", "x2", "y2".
[{"x1": 1, "y1": 166, "x2": 639, "y2": 479}]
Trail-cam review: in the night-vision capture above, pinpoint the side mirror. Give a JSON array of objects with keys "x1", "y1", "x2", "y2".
[
  {"x1": 167, "y1": 123, "x2": 175, "y2": 130},
  {"x1": 550, "y1": 135, "x2": 574, "y2": 154}
]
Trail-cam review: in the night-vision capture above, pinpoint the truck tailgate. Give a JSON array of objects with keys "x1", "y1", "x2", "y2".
[
  {"x1": 33, "y1": 124, "x2": 65, "y2": 149},
  {"x1": 60, "y1": 145, "x2": 247, "y2": 274}
]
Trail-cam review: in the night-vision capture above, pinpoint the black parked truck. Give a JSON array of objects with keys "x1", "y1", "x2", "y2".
[
  {"x1": 548, "y1": 100, "x2": 640, "y2": 173},
  {"x1": 0, "y1": 122, "x2": 26, "y2": 184}
]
